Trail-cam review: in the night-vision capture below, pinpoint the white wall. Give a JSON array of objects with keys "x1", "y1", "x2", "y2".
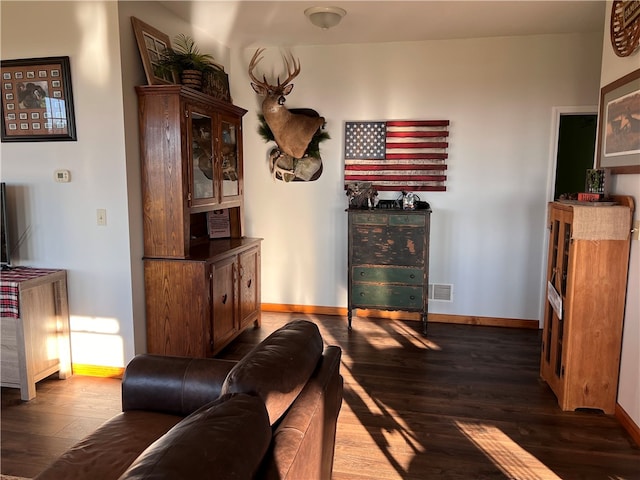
[
  {"x1": 0, "y1": 1, "x2": 228, "y2": 367},
  {"x1": 601, "y1": 1, "x2": 640, "y2": 430},
  {"x1": 1, "y1": 1, "x2": 133, "y2": 368},
  {"x1": 231, "y1": 32, "x2": 603, "y2": 322}
]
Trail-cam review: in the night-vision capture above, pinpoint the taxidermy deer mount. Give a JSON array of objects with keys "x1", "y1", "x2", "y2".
[{"x1": 248, "y1": 48, "x2": 325, "y2": 160}]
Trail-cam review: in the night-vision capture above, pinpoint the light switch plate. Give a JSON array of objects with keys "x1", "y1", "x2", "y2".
[{"x1": 97, "y1": 209, "x2": 107, "y2": 226}]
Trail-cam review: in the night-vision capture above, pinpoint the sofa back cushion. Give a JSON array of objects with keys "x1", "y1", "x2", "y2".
[
  {"x1": 118, "y1": 393, "x2": 271, "y2": 480},
  {"x1": 260, "y1": 345, "x2": 344, "y2": 480},
  {"x1": 221, "y1": 319, "x2": 323, "y2": 424}
]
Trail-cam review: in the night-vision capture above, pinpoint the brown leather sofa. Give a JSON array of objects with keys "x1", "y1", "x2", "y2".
[{"x1": 35, "y1": 320, "x2": 343, "y2": 480}]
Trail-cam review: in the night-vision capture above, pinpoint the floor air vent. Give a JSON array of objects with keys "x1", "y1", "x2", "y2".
[{"x1": 429, "y1": 283, "x2": 453, "y2": 302}]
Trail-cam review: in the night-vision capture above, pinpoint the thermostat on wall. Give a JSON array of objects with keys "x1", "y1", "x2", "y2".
[{"x1": 54, "y1": 169, "x2": 70, "y2": 183}]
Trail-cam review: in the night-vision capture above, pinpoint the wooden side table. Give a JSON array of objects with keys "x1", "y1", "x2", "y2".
[{"x1": 1, "y1": 267, "x2": 71, "y2": 400}]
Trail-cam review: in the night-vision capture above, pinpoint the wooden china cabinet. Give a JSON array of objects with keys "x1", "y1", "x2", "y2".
[
  {"x1": 540, "y1": 196, "x2": 633, "y2": 414},
  {"x1": 136, "y1": 85, "x2": 261, "y2": 357}
]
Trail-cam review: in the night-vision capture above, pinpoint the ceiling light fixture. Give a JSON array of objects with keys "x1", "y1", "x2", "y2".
[{"x1": 304, "y1": 6, "x2": 347, "y2": 30}]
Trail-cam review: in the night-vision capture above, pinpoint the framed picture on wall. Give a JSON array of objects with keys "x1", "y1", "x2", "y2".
[
  {"x1": 131, "y1": 16, "x2": 176, "y2": 85},
  {"x1": 596, "y1": 68, "x2": 640, "y2": 174},
  {"x1": 1, "y1": 56, "x2": 77, "y2": 142}
]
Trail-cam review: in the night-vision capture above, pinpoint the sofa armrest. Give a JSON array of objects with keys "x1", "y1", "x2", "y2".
[{"x1": 122, "y1": 354, "x2": 237, "y2": 416}]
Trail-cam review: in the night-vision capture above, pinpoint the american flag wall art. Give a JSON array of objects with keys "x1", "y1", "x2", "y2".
[{"x1": 344, "y1": 120, "x2": 449, "y2": 192}]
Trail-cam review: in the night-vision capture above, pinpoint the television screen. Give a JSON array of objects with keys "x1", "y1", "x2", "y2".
[{"x1": 1, "y1": 182, "x2": 10, "y2": 267}]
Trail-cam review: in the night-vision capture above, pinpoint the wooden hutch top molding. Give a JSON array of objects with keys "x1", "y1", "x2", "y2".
[{"x1": 135, "y1": 84, "x2": 247, "y2": 118}]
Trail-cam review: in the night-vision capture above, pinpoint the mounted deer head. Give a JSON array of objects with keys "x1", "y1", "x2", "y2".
[{"x1": 248, "y1": 48, "x2": 325, "y2": 159}]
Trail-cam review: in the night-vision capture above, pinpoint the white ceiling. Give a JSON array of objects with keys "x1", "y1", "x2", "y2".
[{"x1": 159, "y1": 0, "x2": 606, "y2": 48}]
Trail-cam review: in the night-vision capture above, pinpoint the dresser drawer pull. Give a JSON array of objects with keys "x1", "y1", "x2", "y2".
[
  {"x1": 409, "y1": 295, "x2": 416, "y2": 300},
  {"x1": 360, "y1": 272, "x2": 365, "y2": 276},
  {"x1": 360, "y1": 292, "x2": 365, "y2": 297},
  {"x1": 409, "y1": 274, "x2": 415, "y2": 279}
]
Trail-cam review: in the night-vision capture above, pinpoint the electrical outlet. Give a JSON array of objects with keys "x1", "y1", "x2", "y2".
[
  {"x1": 632, "y1": 220, "x2": 640, "y2": 241},
  {"x1": 97, "y1": 209, "x2": 107, "y2": 226}
]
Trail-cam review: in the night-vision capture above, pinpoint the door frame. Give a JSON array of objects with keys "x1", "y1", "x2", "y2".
[
  {"x1": 545, "y1": 106, "x2": 598, "y2": 202},
  {"x1": 538, "y1": 105, "x2": 597, "y2": 326}
]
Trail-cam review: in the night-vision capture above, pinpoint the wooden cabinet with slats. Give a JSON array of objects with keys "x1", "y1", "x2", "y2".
[
  {"x1": 540, "y1": 196, "x2": 633, "y2": 413},
  {"x1": 136, "y1": 85, "x2": 261, "y2": 357}
]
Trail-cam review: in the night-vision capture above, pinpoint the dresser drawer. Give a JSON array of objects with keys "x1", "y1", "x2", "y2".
[
  {"x1": 351, "y1": 284, "x2": 424, "y2": 310},
  {"x1": 352, "y1": 266, "x2": 423, "y2": 285},
  {"x1": 352, "y1": 225, "x2": 425, "y2": 266},
  {"x1": 389, "y1": 214, "x2": 426, "y2": 227},
  {"x1": 351, "y1": 212, "x2": 388, "y2": 225}
]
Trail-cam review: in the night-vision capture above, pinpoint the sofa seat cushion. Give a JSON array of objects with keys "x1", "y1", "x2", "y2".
[
  {"x1": 221, "y1": 319, "x2": 324, "y2": 424},
  {"x1": 118, "y1": 393, "x2": 271, "y2": 480},
  {"x1": 34, "y1": 411, "x2": 182, "y2": 480}
]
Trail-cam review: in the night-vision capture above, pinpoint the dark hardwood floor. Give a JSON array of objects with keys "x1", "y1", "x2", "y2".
[{"x1": 2, "y1": 312, "x2": 639, "y2": 479}]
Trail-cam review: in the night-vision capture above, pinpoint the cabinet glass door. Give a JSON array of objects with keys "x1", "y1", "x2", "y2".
[
  {"x1": 190, "y1": 109, "x2": 217, "y2": 206},
  {"x1": 220, "y1": 118, "x2": 240, "y2": 199}
]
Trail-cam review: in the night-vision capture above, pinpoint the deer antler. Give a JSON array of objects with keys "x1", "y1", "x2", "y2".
[
  {"x1": 248, "y1": 48, "x2": 268, "y2": 89},
  {"x1": 278, "y1": 52, "x2": 300, "y2": 87},
  {"x1": 249, "y1": 48, "x2": 301, "y2": 89}
]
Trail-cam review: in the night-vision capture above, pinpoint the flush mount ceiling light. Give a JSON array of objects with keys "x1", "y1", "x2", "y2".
[{"x1": 304, "y1": 6, "x2": 347, "y2": 30}]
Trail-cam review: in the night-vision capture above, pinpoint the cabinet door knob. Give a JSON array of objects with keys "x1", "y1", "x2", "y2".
[{"x1": 222, "y1": 293, "x2": 228, "y2": 304}]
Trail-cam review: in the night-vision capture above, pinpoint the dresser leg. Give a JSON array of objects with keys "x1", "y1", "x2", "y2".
[
  {"x1": 422, "y1": 313, "x2": 427, "y2": 336},
  {"x1": 348, "y1": 309, "x2": 353, "y2": 331}
]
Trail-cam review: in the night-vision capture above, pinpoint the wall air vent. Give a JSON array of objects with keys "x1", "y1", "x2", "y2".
[{"x1": 429, "y1": 283, "x2": 453, "y2": 302}]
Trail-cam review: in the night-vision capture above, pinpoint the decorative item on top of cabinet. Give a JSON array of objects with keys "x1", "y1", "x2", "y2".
[
  {"x1": 137, "y1": 85, "x2": 262, "y2": 357},
  {"x1": 540, "y1": 196, "x2": 633, "y2": 414},
  {"x1": 156, "y1": 34, "x2": 221, "y2": 92},
  {"x1": 347, "y1": 207, "x2": 431, "y2": 335}
]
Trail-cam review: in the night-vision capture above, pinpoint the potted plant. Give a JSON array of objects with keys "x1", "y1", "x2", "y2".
[{"x1": 158, "y1": 34, "x2": 219, "y2": 91}]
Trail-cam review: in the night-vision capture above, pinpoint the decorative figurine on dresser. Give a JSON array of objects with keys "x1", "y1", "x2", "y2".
[
  {"x1": 347, "y1": 190, "x2": 431, "y2": 335},
  {"x1": 136, "y1": 85, "x2": 261, "y2": 358},
  {"x1": 540, "y1": 195, "x2": 633, "y2": 414}
]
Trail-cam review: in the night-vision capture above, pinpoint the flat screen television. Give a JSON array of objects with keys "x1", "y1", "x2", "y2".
[{"x1": 1, "y1": 182, "x2": 11, "y2": 268}]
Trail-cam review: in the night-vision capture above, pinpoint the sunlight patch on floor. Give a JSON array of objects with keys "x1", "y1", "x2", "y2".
[
  {"x1": 456, "y1": 421, "x2": 562, "y2": 480},
  {"x1": 389, "y1": 320, "x2": 442, "y2": 350}
]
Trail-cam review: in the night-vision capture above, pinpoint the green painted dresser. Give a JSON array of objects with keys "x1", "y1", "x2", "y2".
[{"x1": 347, "y1": 208, "x2": 431, "y2": 334}]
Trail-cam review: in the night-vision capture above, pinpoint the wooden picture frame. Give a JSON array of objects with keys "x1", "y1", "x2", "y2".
[
  {"x1": 1, "y1": 56, "x2": 77, "y2": 142},
  {"x1": 131, "y1": 16, "x2": 175, "y2": 85},
  {"x1": 596, "y1": 68, "x2": 640, "y2": 174}
]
